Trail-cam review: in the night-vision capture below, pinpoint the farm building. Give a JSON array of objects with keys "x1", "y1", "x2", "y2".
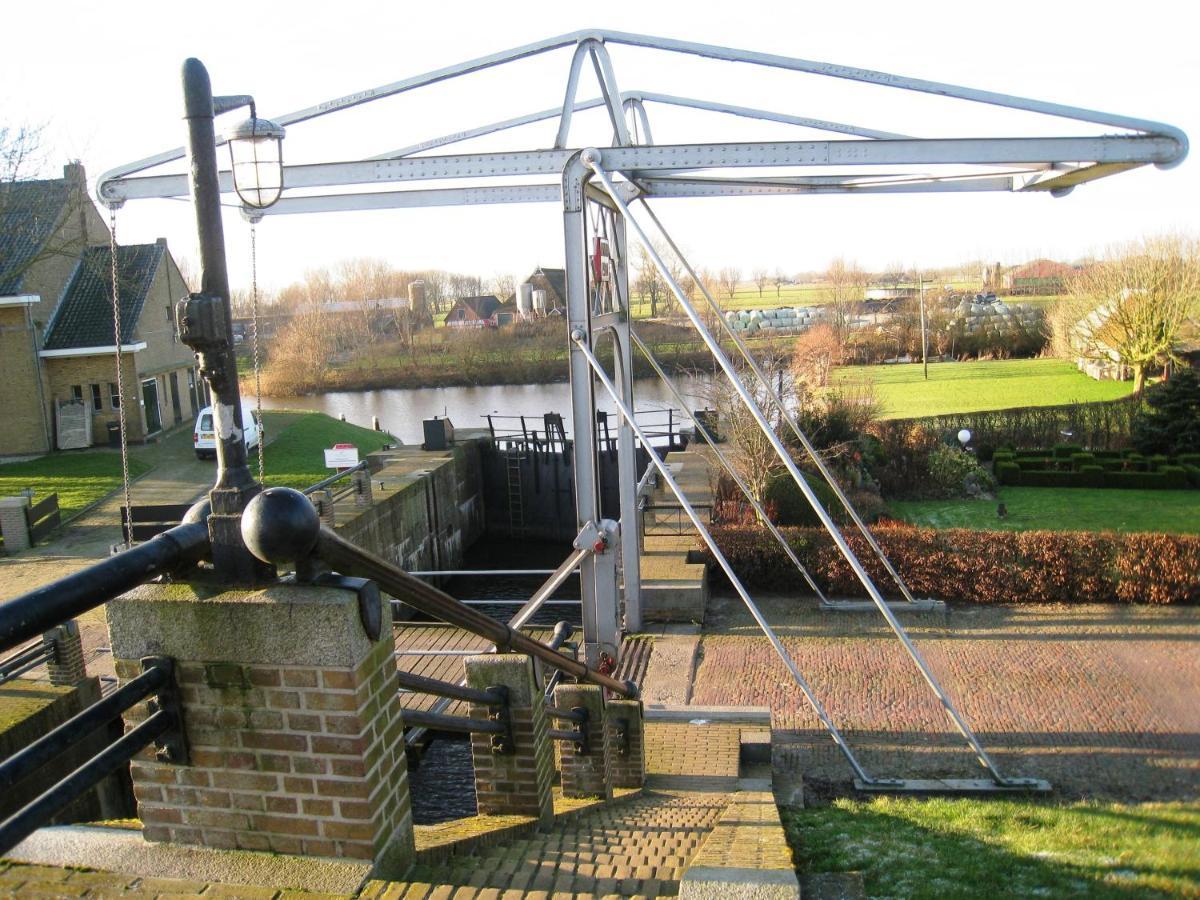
[
  {"x1": 445, "y1": 294, "x2": 501, "y2": 328},
  {"x1": 1004, "y1": 258, "x2": 1074, "y2": 295}
]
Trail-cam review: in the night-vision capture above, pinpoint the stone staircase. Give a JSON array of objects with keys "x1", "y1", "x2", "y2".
[{"x1": 374, "y1": 789, "x2": 728, "y2": 898}]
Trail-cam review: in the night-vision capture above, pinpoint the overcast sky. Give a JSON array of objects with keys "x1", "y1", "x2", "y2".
[{"x1": 4, "y1": 0, "x2": 1196, "y2": 292}]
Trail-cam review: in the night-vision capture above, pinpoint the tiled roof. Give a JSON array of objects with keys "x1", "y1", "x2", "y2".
[
  {"x1": 0, "y1": 178, "x2": 71, "y2": 294},
  {"x1": 42, "y1": 243, "x2": 164, "y2": 350},
  {"x1": 449, "y1": 294, "x2": 500, "y2": 320},
  {"x1": 538, "y1": 267, "x2": 566, "y2": 306}
]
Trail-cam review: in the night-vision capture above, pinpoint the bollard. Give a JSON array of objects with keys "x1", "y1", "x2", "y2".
[
  {"x1": 464, "y1": 653, "x2": 554, "y2": 829},
  {"x1": 606, "y1": 699, "x2": 646, "y2": 789},
  {"x1": 552, "y1": 683, "x2": 612, "y2": 799}
]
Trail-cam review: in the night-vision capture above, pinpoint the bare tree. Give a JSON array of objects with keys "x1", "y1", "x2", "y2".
[
  {"x1": 0, "y1": 125, "x2": 89, "y2": 287},
  {"x1": 489, "y1": 273, "x2": 516, "y2": 301},
  {"x1": 1055, "y1": 235, "x2": 1200, "y2": 392},
  {"x1": 705, "y1": 349, "x2": 792, "y2": 510},
  {"x1": 717, "y1": 267, "x2": 741, "y2": 302},
  {"x1": 753, "y1": 267, "x2": 769, "y2": 298},
  {"x1": 772, "y1": 267, "x2": 787, "y2": 298},
  {"x1": 823, "y1": 257, "x2": 867, "y2": 346}
]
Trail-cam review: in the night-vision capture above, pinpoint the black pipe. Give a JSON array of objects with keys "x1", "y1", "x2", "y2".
[
  {"x1": 0, "y1": 666, "x2": 167, "y2": 792},
  {"x1": 395, "y1": 670, "x2": 504, "y2": 707},
  {"x1": 0, "y1": 523, "x2": 209, "y2": 653},
  {"x1": 0, "y1": 644, "x2": 53, "y2": 681},
  {"x1": 0, "y1": 710, "x2": 172, "y2": 856},
  {"x1": 317, "y1": 527, "x2": 636, "y2": 699},
  {"x1": 546, "y1": 706, "x2": 587, "y2": 724},
  {"x1": 401, "y1": 709, "x2": 505, "y2": 736},
  {"x1": 547, "y1": 728, "x2": 583, "y2": 743}
]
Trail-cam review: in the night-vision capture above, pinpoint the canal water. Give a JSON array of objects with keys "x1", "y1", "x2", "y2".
[
  {"x1": 260, "y1": 375, "x2": 711, "y2": 445},
  {"x1": 273, "y1": 379, "x2": 682, "y2": 823},
  {"x1": 406, "y1": 537, "x2": 583, "y2": 824}
]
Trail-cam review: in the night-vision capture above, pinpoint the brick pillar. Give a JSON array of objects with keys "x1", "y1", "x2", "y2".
[
  {"x1": 552, "y1": 683, "x2": 611, "y2": 800},
  {"x1": 43, "y1": 620, "x2": 87, "y2": 686},
  {"x1": 353, "y1": 469, "x2": 373, "y2": 508},
  {"x1": 464, "y1": 654, "x2": 553, "y2": 829},
  {"x1": 107, "y1": 582, "x2": 414, "y2": 877},
  {"x1": 0, "y1": 497, "x2": 31, "y2": 553},
  {"x1": 312, "y1": 491, "x2": 337, "y2": 528},
  {"x1": 606, "y1": 699, "x2": 645, "y2": 789}
]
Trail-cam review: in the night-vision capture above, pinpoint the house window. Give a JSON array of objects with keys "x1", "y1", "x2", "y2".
[
  {"x1": 71, "y1": 385, "x2": 83, "y2": 402},
  {"x1": 109, "y1": 382, "x2": 121, "y2": 409},
  {"x1": 90, "y1": 384, "x2": 103, "y2": 412}
]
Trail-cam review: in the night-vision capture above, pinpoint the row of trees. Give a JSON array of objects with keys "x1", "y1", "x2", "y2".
[{"x1": 232, "y1": 259, "x2": 521, "y2": 319}]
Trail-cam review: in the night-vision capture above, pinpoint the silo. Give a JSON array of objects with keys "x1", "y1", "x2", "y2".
[
  {"x1": 517, "y1": 283, "x2": 533, "y2": 314},
  {"x1": 532, "y1": 289, "x2": 548, "y2": 313}
]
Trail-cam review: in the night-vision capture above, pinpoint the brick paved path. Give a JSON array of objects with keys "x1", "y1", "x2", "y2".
[{"x1": 692, "y1": 593, "x2": 1200, "y2": 800}]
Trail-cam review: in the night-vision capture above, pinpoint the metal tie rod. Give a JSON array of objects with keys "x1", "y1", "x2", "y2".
[
  {"x1": 587, "y1": 152, "x2": 1018, "y2": 785},
  {"x1": 629, "y1": 328, "x2": 829, "y2": 604},
  {"x1": 317, "y1": 527, "x2": 635, "y2": 698},
  {"x1": 509, "y1": 547, "x2": 590, "y2": 631},
  {"x1": 638, "y1": 198, "x2": 922, "y2": 607},
  {"x1": 570, "y1": 330, "x2": 879, "y2": 785}
]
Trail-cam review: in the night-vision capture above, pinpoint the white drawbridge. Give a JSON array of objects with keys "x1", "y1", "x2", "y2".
[{"x1": 97, "y1": 29, "x2": 1186, "y2": 791}]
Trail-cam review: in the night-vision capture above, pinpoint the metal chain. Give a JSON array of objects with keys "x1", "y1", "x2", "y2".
[
  {"x1": 108, "y1": 208, "x2": 134, "y2": 546},
  {"x1": 250, "y1": 221, "x2": 265, "y2": 485}
]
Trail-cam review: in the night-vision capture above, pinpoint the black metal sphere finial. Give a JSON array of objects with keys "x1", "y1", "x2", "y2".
[{"x1": 241, "y1": 487, "x2": 320, "y2": 565}]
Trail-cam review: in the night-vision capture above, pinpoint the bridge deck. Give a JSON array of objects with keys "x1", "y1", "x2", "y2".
[{"x1": 393, "y1": 625, "x2": 652, "y2": 716}]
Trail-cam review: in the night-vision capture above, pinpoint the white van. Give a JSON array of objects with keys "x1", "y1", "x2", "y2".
[{"x1": 193, "y1": 401, "x2": 262, "y2": 460}]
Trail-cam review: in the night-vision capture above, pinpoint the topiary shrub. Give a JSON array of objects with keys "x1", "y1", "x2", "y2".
[
  {"x1": 1132, "y1": 368, "x2": 1200, "y2": 457},
  {"x1": 995, "y1": 461, "x2": 1021, "y2": 485}
]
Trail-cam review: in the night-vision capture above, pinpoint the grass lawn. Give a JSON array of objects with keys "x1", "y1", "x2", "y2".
[
  {"x1": 889, "y1": 486, "x2": 1200, "y2": 535},
  {"x1": 786, "y1": 797, "x2": 1198, "y2": 899},
  {"x1": 834, "y1": 358, "x2": 1136, "y2": 419},
  {"x1": 260, "y1": 411, "x2": 396, "y2": 491},
  {"x1": 0, "y1": 452, "x2": 150, "y2": 521}
]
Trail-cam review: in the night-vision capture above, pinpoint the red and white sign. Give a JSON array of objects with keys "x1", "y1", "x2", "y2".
[{"x1": 324, "y1": 443, "x2": 359, "y2": 469}]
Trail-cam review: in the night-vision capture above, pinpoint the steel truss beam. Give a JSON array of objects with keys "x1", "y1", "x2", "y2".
[
  {"x1": 585, "y1": 151, "x2": 1046, "y2": 789},
  {"x1": 98, "y1": 135, "x2": 1180, "y2": 209}
]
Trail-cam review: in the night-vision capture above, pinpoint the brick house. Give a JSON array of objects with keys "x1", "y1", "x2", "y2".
[{"x1": 0, "y1": 163, "x2": 201, "y2": 456}]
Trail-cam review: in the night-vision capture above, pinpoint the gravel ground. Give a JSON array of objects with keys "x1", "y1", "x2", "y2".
[{"x1": 692, "y1": 592, "x2": 1200, "y2": 802}]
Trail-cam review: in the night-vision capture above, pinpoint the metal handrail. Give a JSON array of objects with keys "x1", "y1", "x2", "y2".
[
  {"x1": 394, "y1": 670, "x2": 505, "y2": 706},
  {"x1": 400, "y1": 709, "x2": 506, "y2": 737},
  {"x1": 301, "y1": 461, "x2": 368, "y2": 497},
  {"x1": 0, "y1": 658, "x2": 184, "y2": 855},
  {"x1": 317, "y1": 527, "x2": 636, "y2": 698},
  {"x1": 0, "y1": 523, "x2": 209, "y2": 654},
  {"x1": 0, "y1": 641, "x2": 54, "y2": 686}
]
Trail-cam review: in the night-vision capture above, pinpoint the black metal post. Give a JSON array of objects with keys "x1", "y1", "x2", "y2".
[{"x1": 180, "y1": 58, "x2": 273, "y2": 584}]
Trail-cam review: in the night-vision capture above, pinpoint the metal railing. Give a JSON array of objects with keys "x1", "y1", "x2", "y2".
[
  {"x1": 0, "y1": 523, "x2": 207, "y2": 855},
  {"x1": 300, "y1": 460, "x2": 369, "y2": 498},
  {"x1": 484, "y1": 407, "x2": 685, "y2": 455},
  {"x1": 0, "y1": 640, "x2": 54, "y2": 686},
  {"x1": 395, "y1": 670, "x2": 514, "y2": 752},
  {"x1": 640, "y1": 502, "x2": 713, "y2": 537}
]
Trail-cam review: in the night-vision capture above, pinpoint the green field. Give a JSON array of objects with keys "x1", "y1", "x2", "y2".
[
  {"x1": 834, "y1": 358, "x2": 1136, "y2": 420},
  {"x1": 890, "y1": 486, "x2": 1200, "y2": 535},
  {"x1": 786, "y1": 797, "x2": 1198, "y2": 899},
  {"x1": 0, "y1": 453, "x2": 151, "y2": 521},
  {"x1": 260, "y1": 411, "x2": 396, "y2": 491}
]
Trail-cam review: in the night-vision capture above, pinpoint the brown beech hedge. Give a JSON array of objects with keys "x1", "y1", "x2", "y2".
[{"x1": 704, "y1": 524, "x2": 1200, "y2": 605}]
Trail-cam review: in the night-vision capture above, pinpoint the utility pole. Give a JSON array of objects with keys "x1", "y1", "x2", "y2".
[{"x1": 918, "y1": 272, "x2": 929, "y2": 381}]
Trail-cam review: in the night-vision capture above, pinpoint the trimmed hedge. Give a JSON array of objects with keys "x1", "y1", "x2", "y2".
[
  {"x1": 993, "y1": 445, "x2": 1199, "y2": 489},
  {"x1": 706, "y1": 524, "x2": 1200, "y2": 605}
]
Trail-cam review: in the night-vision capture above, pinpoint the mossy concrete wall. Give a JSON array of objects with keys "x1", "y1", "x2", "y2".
[{"x1": 336, "y1": 436, "x2": 485, "y2": 576}]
